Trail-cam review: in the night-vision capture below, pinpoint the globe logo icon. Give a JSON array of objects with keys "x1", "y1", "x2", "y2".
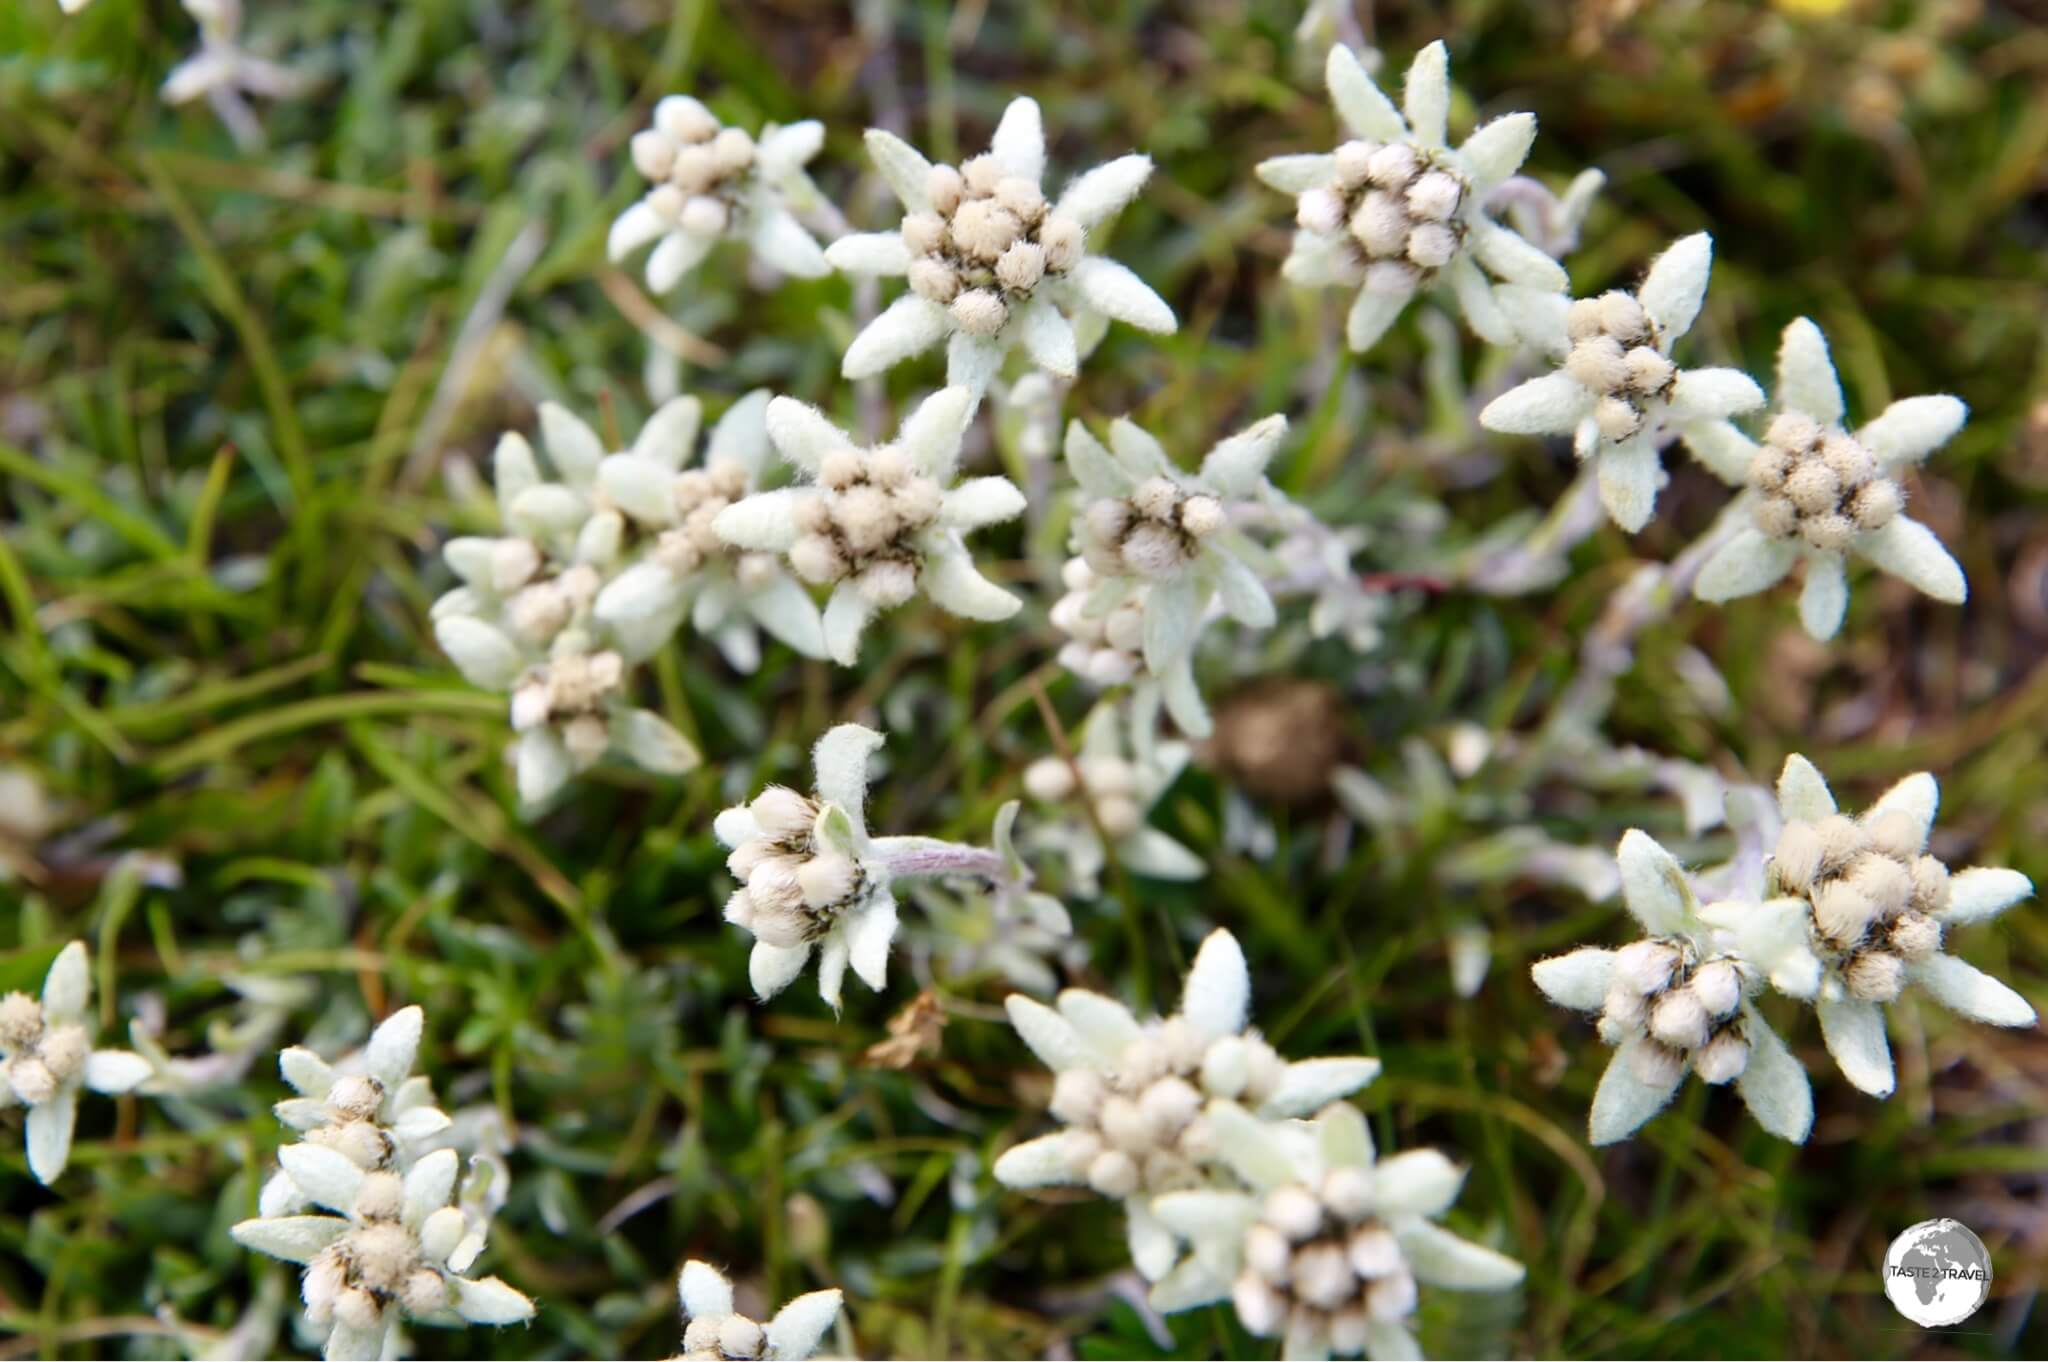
[{"x1": 1883, "y1": 1219, "x2": 1992, "y2": 1327}]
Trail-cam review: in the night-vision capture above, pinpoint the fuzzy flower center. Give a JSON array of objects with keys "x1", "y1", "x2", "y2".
[
  {"x1": 1561, "y1": 290, "x2": 1676, "y2": 442},
  {"x1": 1049, "y1": 557, "x2": 1146, "y2": 688},
  {"x1": 787, "y1": 444, "x2": 945, "y2": 607},
  {"x1": 724, "y1": 786, "x2": 870, "y2": 948},
  {"x1": 1296, "y1": 138, "x2": 1470, "y2": 294},
  {"x1": 1230, "y1": 1177, "x2": 1416, "y2": 1354},
  {"x1": 1022, "y1": 750, "x2": 1145, "y2": 839},
  {"x1": 0, "y1": 993, "x2": 87, "y2": 1106},
  {"x1": 301, "y1": 1075, "x2": 400, "y2": 1170},
  {"x1": 656, "y1": 456, "x2": 753, "y2": 576},
  {"x1": 632, "y1": 102, "x2": 757, "y2": 239},
  {"x1": 502, "y1": 561, "x2": 603, "y2": 648},
  {"x1": 1747, "y1": 413, "x2": 1902, "y2": 553},
  {"x1": 303, "y1": 1172, "x2": 448, "y2": 1329},
  {"x1": 681, "y1": 1311, "x2": 767, "y2": 1360},
  {"x1": 1078, "y1": 477, "x2": 1225, "y2": 582},
  {"x1": 509, "y1": 649, "x2": 626, "y2": 768},
  {"x1": 1771, "y1": 813, "x2": 1947, "y2": 1002},
  {"x1": 902, "y1": 153, "x2": 1085, "y2": 335},
  {"x1": 1598, "y1": 938, "x2": 1750, "y2": 1086},
  {"x1": 1045, "y1": 1019, "x2": 1289, "y2": 1199}
]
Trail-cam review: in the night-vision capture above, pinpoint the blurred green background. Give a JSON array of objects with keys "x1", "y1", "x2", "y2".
[{"x1": 2, "y1": 0, "x2": 2045, "y2": 1357}]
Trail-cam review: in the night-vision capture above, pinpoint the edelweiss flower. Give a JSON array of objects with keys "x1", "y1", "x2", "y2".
[
  {"x1": 1480, "y1": 234, "x2": 1765, "y2": 531},
  {"x1": 589, "y1": 390, "x2": 828, "y2": 670},
  {"x1": 433, "y1": 403, "x2": 701, "y2": 806},
  {"x1": 1020, "y1": 700, "x2": 1203, "y2": 894},
  {"x1": 230, "y1": 1146, "x2": 533, "y2": 1362},
  {"x1": 161, "y1": 0, "x2": 312, "y2": 132},
  {"x1": 907, "y1": 800, "x2": 1078, "y2": 996},
  {"x1": 674, "y1": 1260, "x2": 843, "y2": 1361},
  {"x1": 1688, "y1": 318, "x2": 1968, "y2": 639},
  {"x1": 1257, "y1": 43, "x2": 1567, "y2": 353},
  {"x1": 994, "y1": 930, "x2": 1380, "y2": 1292},
  {"x1": 1060, "y1": 414, "x2": 1286, "y2": 737},
  {"x1": 259, "y1": 1007, "x2": 453, "y2": 1219},
  {"x1": 0, "y1": 942, "x2": 150, "y2": 1184},
  {"x1": 1701, "y1": 756, "x2": 2035, "y2": 1099},
  {"x1": 608, "y1": 96, "x2": 829, "y2": 292},
  {"x1": 1531, "y1": 831, "x2": 1813, "y2": 1145},
  {"x1": 827, "y1": 97, "x2": 1175, "y2": 393},
  {"x1": 714, "y1": 388, "x2": 1026, "y2": 664},
  {"x1": 1148, "y1": 1100, "x2": 1523, "y2": 1361}
]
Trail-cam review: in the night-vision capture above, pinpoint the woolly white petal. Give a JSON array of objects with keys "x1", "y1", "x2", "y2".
[
  {"x1": 1495, "y1": 284, "x2": 1569, "y2": 356},
  {"x1": 1057, "y1": 153, "x2": 1154, "y2": 228},
  {"x1": 607, "y1": 200, "x2": 667, "y2": 262},
  {"x1": 1262, "y1": 1058, "x2": 1383, "y2": 1119},
  {"x1": 1682, "y1": 420, "x2": 1761, "y2": 486},
  {"x1": 42, "y1": 941, "x2": 90, "y2": 1021},
  {"x1": 1316, "y1": 1100, "x2": 1373, "y2": 1168},
  {"x1": 1938, "y1": 868, "x2": 2034, "y2": 926},
  {"x1": 942, "y1": 477, "x2": 1028, "y2": 531},
  {"x1": 82, "y1": 1049, "x2": 151, "y2": 1094},
  {"x1": 1326, "y1": 45, "x2": 1405, "y2": 141},
  {"x1": 1107, "y1": 419, "x2": 1173, "y2": 480},
  {"x1": 1017, "y1": 298, "x2": 1078, "y2": 377},
  {"x1": 1588, "y1": 1036, "x2": 1684, "y2": 1145},
  {"x1": 230, "y1": 1215, "x2": 348, "y2": 1264},
  {"x1": 842, "y1": 294, "x2": 950, "y2": 379},
  {"x1": 631, "y1": 396, "x2": 702, "y2": 470},
  {"x1": 1617, "y1": 830, "x2": 1691, "y2": 934},
  {"x1": 1214, "y1": 553, "x2": 1276, "y2": 628},
  {"x1": 1206, "y1": 1099, "x2": 1298, "y2": 1189},
  {"x1": 392, "y1": 1105, "x2": 453, "y2": 1143},
  {"x1": 1859, "y1": 395, "x2": 1968, "y2": 468},
  {"x1": 1283, "y1": 232, "x2": 1365, "y2": 289},
  {"x1": 451, "y1": 1276, "x2": 536, "y2": 1325},
  {"x1": 863, "y1": 129, "x2": 933, "y2": 211},
  {"x1": 597, "y1": 453, "x2": 676, "y2": 526},
  {"x1": 750, "y1": 941, "x2": 812, "y2": 1000},
  {"x1": 1396, "y1": 1220, "x2": 1525, "y2": 1290},
  {"x1": 1469, "y1": 217, "x2": 1567, "y2": 291},
  {"x1": 1148, "y1": 1188, "x2": 1260, "y2": 1243},
  {"x1": 1448, "y1": 254, "x2": 1517, "y2": 346},
  {"x1": 514, "y1": 727, "x2": 571, "y2": 806},
  {"x1": 1798, "y1": 554, "x2": 1849, "y2": 641},
  {"x1": 1458, "y1": 112, "x2": 1538, "y2": 191},
  {"x1": 1481, "y1": 372, "x2": 1594, "y2": 436},
  {"x1": 990, "y1": 96, "x2": 1047, "y2": 182},
  {"x1": 402, "y1": 1148, "x2": 459, "y2": 1227},
  {"x1": 1668, "y1": 367, "x2": 1766, "y2": 423},
  {"x1": 1817, "y1": 995, "x2": 1894, "y2": 1097},
  {"x1": 278, "y1": 1143, "x2": 366, "y2": 1214},
  {"x1": 1401, "y1": 41, "x2": 1451, "y2": 149},
  {"x1": 1857, "y1": 515, "x2": 1966, "y2": 604},
  {"x1": 1143, "y1": 573, "x2": 1202, "y2": 673},
  {"x1": 708, "y1": 389, "x2": 775, "y2": 474},
  {"x1": 1638, "y1": 232, "x2": 1713, "y2": 340},
  {"x1": 25, "y1": 1090, "x2": 77, "y2": 1184},
  {"x1": 1004, "y1": 994, "x2": 1096, "y2": 1073},
  {"x1": 1058, "y1": 989, "x2": 1144, "y2": 1056},
  {"x1": 1180, "y1": 928, "x2": 1250, "y2": 1039},
  {"x1": 767, "y1": 1289, "x2": 844, "y2": 1360},
  {"x1": 1363, "y1": 1321, "x2": 1424, "y2": 1361},
  {"x1": 1693, "y1": 528, "x2": 1798, "y2": 602},
  {"x1": 275, "y1": 1097, "x2": 330, "y2": 1130},
  {"x1": 813, "y1": 723, "x2": 884, "y2": 822},
  {"x1": 322, "y1": 1317, "x2": 389, "y2": 1362},
  {"x1": 1912, "y1": 954, "x2": 2036, "y2": 1027},
  {"x1": 614, "y1": 709, "x2": 699, "y2": 775},
  {"x1": 744, "y1": 574, "x2": 829, "y2": 659},
  {"x1": 1775, "y1": 318, "x2": 1844, "y2": 426},
  {"x1": 1776, "y1": 754, "x2": 1836, "y2": 820},
  {"x1": 945, "y1": 331, "x2": 1006, "y2": 396},
  {"x1": 595, "y1": 561, "x2": 686, "y2": 631},
  {"x1": 1063, "y1": 421, "x2": 1134, "y2": 498},
  {"x1": 993, "y1": 1132, "x2": 1084, "y2": 1188},
  {"x1": 1736, "y1": 1012, "x2": 1814, "y2": 1142},
  {"x1": 680, "y1": 1262, "x2": 734, "y2": 1319},
  {"x1": 846, "y1": 898, "x2": 898, "y2": 992},
  {"x1": 921, "y1": 545, "x2": 1022, "y2": 621},
  {"x1": 365, "y1": 1006, "x2": 422, "y2": 1092},
  {"x1": 1148, "y1": 1256, "x2": 1232, "y2": 1312},
  {"x1": 1160, "y1": 656, "x2": 1212, "y2": 740},
  {"x1": 901, "y1": 385, "x2": 978, "y2": 479},
  {"x1": 1596, "y1": 438, "x2": 1665, "y2": 534},
  {"x1": 1531, "y1": 947, "x2": 1617, "y2": 1011},
  {"x1": 815, "y1": 935, "x2": 849, "y2": 1009},
  {"x1": 1254, "y1": 153, "x2": 1336, "y2": 193},
  {"x1": 1200, "y1": 414, "x2": 1287, "y2": 498},
  {"x1": 1344, "y1": 280, "x2": 1413, "y2": 352},
  {"x1": 750, "y1": 208, "x2": 830, "y2": 279},
  {"x1": 822, "y1": 581, "x2": 874, "y2": 666},
  {"x1": 714, "y1": 805, "x2": 760, "y2": 849},
  {"x1": 645, "y1": 228, "x2": 716, "y2": 294},
  {"x1": 1128, "y1": 1199, "x2": 1179, "y2": 1282},
  {"x1": 433, "y1": 617, "x2": 524, "y2": 690},
  {"x1": 538, "y1": 405, "x2": 605, "y2": 488},
  {"x1": 1866, "y1": 772, "x2": 1938, "y2": 846},
  {"x1": 161, "y1": 51, "x2": 234, "y2": 104},
  {"x1": 712, "y1": 489, "x2": 805, "y2": 554},
  {"x1": 757, "y1": 120, "x2": 826, "y2": 178},
  {"x1": 1070, "y1": 257, "x2": 1177, "y2": 334}
]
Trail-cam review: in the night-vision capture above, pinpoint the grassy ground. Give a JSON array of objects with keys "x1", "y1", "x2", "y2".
[{"x1": 3, "y1": 0, "x2": 2047, "y2": 1358}]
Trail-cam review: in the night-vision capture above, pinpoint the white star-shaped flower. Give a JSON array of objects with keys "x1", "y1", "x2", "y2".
[
  {"x1": 1688, "y1": 318, "x2": 1968, "y2": 639},
  {"x1": 994, "y1": 929, "x2": 1380, "y2": 1296},
  {"x1": 1147, "y1": 1099, "x2": 1523, "y2": 1361},
  {"x1": 714, "y1": 387, "x2": 1026, "y2": 665},
  {"x1": 607, "y1": 96, "x2": 830, "y2": 292},
  {"x1": 160, "y1": 0, "x2": 311, "y2": 113},
  {"x1": 826, "y1": 97, "x2": 1176, "y2": 394},
  {"x1": 1257, "y1": 43, "x2": 1568, "y2": 353},
  {"x1": 1700, "y1": 755, "x2": 2035, "y2": 1100},
  {"x1": 1480, "y1": 233, "x2": 1765, "y2": 531},
  {"x1": 676, "y1": 1260, "x2": 843, "y2": 1360},
  {"x1": 1020, "y1": 699, "x2": 1203, "y2": 895},
  {"x1": 1531, "y1": 831, "x2": 1813, "y2": 1145},
  {"x1": 0, "y1": 942, "x2": 151, "y2": 1184}
]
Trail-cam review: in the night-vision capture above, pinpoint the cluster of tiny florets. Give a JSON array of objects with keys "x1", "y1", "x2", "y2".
[
  {"x1": 1023, "y1": 749, "x2": 1145, "y2": 839},
  {"x1": 297, "y1": 1073, "x2": 401, "y2": 1170},
  {"x1": 1561, "y1": 291, "x2": 1677, "y2": 442},
  {"x1": 653, "y1": 458, "x2": 754, "y2": 577},
  {"x1": 723, "y1": 787, "x2": 867, "y2": 949},
  {"x1": 1598, "y1": 938, "x2": 1750, "y2": 1086},
  {"x1": 1049, "y1": 557, "x2": 1145, "y2": 687},
  {"x1": 303, "y1": 1173, "x2": 458, "y2": 1327},
  {"x1": 1231, "y1": 1174, "x2": 1417, "y2": 1353},
  {"x1": 902, "y1": 155, "x2": 1085, "y2": 335},
  {"x1": 1747, "y1": 413, "x2": 1903, "y2": 553},
  {"x1": 493, "y1": 555, "x2": 604, "y2": 651},
  {"x1": 510, "y1": 647, "x2": 627, "y2": 768},
  {"x1": 1772, "y1": 811, "x2": 1947, "y2": 1002},
  {"x1": 1294, "y1": 138, "x2": 1469, "y2": 294},
  {"x1": 1078, "y1": 478, "x2": 1226, "y2": 583},
  {"x1": 788, "y1": 445, "x2": 946, "y2": 607},
  {"x1": 0, "y1": 992, "x2": 87, "y2": 1106},
  {"x1": 630, "y1": 101, "x2": 765, "y2": 244}
]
